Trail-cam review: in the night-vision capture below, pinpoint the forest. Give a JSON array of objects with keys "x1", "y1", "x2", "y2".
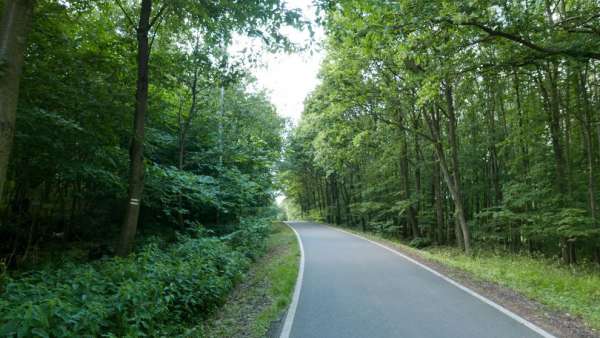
[
  {"x1": 0, "y1": 0, "x2": 301, "y2": 335},
  {"x1": 2, "y1": 0, "x2": 600, "y2": 336},
  {"x1": 281, "y1": 0, "x2": 600, "y2": 263}
]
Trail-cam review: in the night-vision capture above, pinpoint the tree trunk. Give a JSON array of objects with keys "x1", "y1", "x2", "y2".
[
  {"x1": 578, "y1": 67, "x2": 597, "y2": 225},
  {"x1": 176, "y1": 61, "x2": 200, "y2": 228},
  {"x1": 426, "y1": 109, "x2": 470, "y2": 253},
  {"x1": 432, "y1": 152, "x2": 444, "y2": 243},
  {"x1": 315, "y1": 174, "x2": 324, "y2": 216},
  {"x1": 512, "y1": 69, "x2": 529, "y2": 176},
  {"x1": 340, "y1": 178, "x2": 350, "y2": 225},
  {"x1": 396, "y1": 109, "x2": 419, "y2": 238},
  {"x1": 538, "y1": 65, "x2": 567, "y2": 197},
  {"x1": 176, "y1": 98, "x2": 186, "y2": 228},
  {"x1": 334, "y1": 175, "x2": 341, "y2": 224},
  {"x1": 321, "y1": 176, "x2": 327, "y2": 222},
  {"x1": 413, "y1": 114, "x2": 423, "y2": 236},
  {"x1": 116, "y1": 0, "x2": 152, "y2": 257},
  {"x1": 485, "y1": 81, "x2": 502, "y2": 205},
  {"x1": 444, "y1": 83, "x2": 471, "y2": 254},
  {"x1": 400, "y1": 133, "x2": 419, "y2": 238},
  {"x1": 215, "y1": 84, "x2": 225, "y2": 225},
  {"x1": 0, "y1": 0, "x2": 35, "y2": 206},
  {"x1": 597, "y1": 122, "x2": 600, "y2": 169}
]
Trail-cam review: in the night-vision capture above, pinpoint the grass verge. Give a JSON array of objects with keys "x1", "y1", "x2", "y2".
[
  {"x1": 200, "y1": 222, "x2": 300, "y2": 337},
  {"x1": 421, "y1": 246, "x2": 600, "y2": 330},
  {"x1": 333, "y1": 225, "x2": 600, "y2": 332}
]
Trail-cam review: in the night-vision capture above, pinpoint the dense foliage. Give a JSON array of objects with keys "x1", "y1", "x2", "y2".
[
  {"x1": 281, "y1": 0, "x2": 600, "y2": 263},
  {"x1": 0, "y1": 0, "x2": 297, "y2": 266},
  {"x1": 0, "y1": 218, "x2": 271, "y2": 337}
]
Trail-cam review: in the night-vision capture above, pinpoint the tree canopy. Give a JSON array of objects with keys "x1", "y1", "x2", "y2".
[
  {"x1": 0, "y1": 0, "x2": 300, "y2": 263},
  {"x1": 282, "y1": 0, "x2": 600, "y2": 262}
]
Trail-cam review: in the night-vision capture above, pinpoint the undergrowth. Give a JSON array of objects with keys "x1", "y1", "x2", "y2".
[
  {"x1": 200, "y1": 222, "x2": 300, "y2": 337},
  {"x1": 0, "y1": 218, "x2": 271, "y2": 337}
]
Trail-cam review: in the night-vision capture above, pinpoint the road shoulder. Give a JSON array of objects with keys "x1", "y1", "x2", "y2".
[{"x1": 200, "y1": 222, "x2": 300, "y2": 338}]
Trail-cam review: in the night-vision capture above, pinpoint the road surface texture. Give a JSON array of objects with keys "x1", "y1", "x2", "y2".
[{"x1": 283, "y1": 221, "x2": 553, "y2": 338}]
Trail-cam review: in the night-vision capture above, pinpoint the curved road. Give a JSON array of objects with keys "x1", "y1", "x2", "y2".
[{"x1": 283, "y1": 221, "x2": 553, "y2": 338}]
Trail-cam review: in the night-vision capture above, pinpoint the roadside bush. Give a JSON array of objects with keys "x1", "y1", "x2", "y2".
[
  {"x1": 409, "y1": 237, "x2": 432, "y2": 249},
  {"x1": 0, "y1": 219, "x2": 272, "y2": 337},
  {"x1": 222, "y1": 218, "x2": 271, "y2": 261}
]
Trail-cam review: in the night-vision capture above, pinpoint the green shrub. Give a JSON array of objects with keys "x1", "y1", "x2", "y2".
[
  {"x1": 409, "y1": 237, "x2": 432, "y2": 249},
  {"x1": 222, "y1": 218, "x2": 271, "y2": 261},
  {"x1": 0, "y1": 218, "x2": 272, "y2": 337}
]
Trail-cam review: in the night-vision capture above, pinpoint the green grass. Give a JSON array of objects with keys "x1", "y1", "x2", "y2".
[
  {"x1": 200, "y1": 222, "x2": 300, "y2": 337},
  {"x1": 421, "y1": 246, "x2": 600, "y2": 329},
  {"x1": 335, "y1": 226, "x2": 600, "y2": 331}
]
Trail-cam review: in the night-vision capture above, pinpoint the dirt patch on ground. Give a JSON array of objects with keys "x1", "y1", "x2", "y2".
[
  {"x1": 367, "y1": 234, "x2": 599, "y2": 338},
  {"x1": 201, "y1": 254, "x2": 274, "y2": 337}
]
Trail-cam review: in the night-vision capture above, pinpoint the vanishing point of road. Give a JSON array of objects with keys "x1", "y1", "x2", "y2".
[{"x1": 281, "y1": 221, "x2": 555, "y2": 338}]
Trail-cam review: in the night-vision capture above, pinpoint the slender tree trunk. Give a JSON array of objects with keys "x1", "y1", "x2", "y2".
[
  {"x1": 597, "y1": 121, "x2": 600, "y2": 169},
  {"x1": 327, "y1": 176, "x2": 334, "y2": 223},
  {"x1": 433, "y1": 152, "x2": 444, "y2": 243},
  {"x1": 325, "y1": 176, "x2": 331, "y2": 223},
  {"x1": 513, "y1": 70, "x2": 529, "y2": 176},
  {"x1": 320, "y1": 176, "x2": 327, "y2": 220},
  {"x1": 340, "y1": 178, "x2": 350, "y2": 225},
  {"x1": 334, "y1": 175, "x2": 341, "y2": 224},
  {"x1": 0, "y1": 0, "x2": 35, "y2": 206},
  {"x1": 413, "y1": 114, "x2": 423, "y2": 235},
  {"x1": 444, "y1": 83, "x2": 471, "y2": 254},
  {"x1": 538, "y1": 65, "x2": 567, "y2": 197},
  {"x1": 117, "y1": 0, "x2": 152, "y2": 256},
  {"x1": 426, "y1": 109, "x2": 470, "y2": 252},
  {"x1": 563, "y1": 85, "x2": 573, "y2": 200},
  {"x1": 215, "y1": 84, "x2": 224, "y2": 225},
  {"x1": 400, "y1": 129, "x2": 419, "y2": 238},
  {"x1": 348, "y1": 170, "x2": 356, "y2": 226},
  {"x1": 176, "y1": 98, "x2": 186, "y2": 228},
  {"x1": 582, "y1": 125, "x2": 596, "y2": 222},
  {"x1": 597, "y1": 122, "x2": 600, "y2": 168},
  {"x1": 176, "y1": 62, "x2": 200, "y2": 228},
  {"x1": 394, "y1": 109, "x2": 419, "y2": 238},
  {"x1": 485, "y1": 81, "x2": 502, "y2": 205},
  {"x1": 578, "y1": 68, "x2": 597, "y2": 225},
  {"x1": 315, "y1": 174, "x2": 323, "y2": 216},
  {"x1": 445, "y1": 194, "x2": 452, "y2": 244}
]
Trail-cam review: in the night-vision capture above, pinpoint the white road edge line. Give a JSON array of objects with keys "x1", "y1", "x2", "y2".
[
  {"x1": 328, "y1": 225, "x2": 557, "y2": 338},
  {"x1": 280, "y1": 222, "x2": 305, "y2": 338}
]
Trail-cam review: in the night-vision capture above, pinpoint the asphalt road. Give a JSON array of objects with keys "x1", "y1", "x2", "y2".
[{"x1": 284, "y1": 221, "x2": 552, "y2": 338}]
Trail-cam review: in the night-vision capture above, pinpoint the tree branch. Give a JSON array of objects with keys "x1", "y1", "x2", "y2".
[
  {"x1": 149, "y1": 3, "x2": 168, "y2": 28},
  {"x1": 368, "y1": 111, "x2": 435, "y2": 143},
  {"x1": 449, "y1": 19, "x2": 600, "y2": 60},
  {"x1": 115, "y1": 0, "x2": 136, "y2": 30}
]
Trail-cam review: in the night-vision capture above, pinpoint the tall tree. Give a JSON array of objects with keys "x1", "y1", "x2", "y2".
[
  {"x1": 116, "y1": 0, "x2": 154, "y2": 256},
  {"x1": 116, "y1": 0, "x2": 302, "y2": 255},
  {"x1": 0, "y1": 0, "x2": 35, "y2": 205},
  {"x1": 282, "y1": 0, "x2": 600, "y2": 262}
]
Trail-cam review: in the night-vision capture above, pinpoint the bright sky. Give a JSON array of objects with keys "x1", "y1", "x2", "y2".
[
  {"x1": 229, "y1": 0, "x2": 325, "y2": 124},
  {"x1": 229, "y1": 1, "x2": 324, "y2": 206}
]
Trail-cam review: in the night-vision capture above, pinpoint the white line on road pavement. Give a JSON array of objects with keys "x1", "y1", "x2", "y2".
[
  {"x1": 329, "y1": 225, "x2": 557, "y2": 338},
  {"x1": 280, "y1": 222, "x2": 306, "y2": 338}
]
